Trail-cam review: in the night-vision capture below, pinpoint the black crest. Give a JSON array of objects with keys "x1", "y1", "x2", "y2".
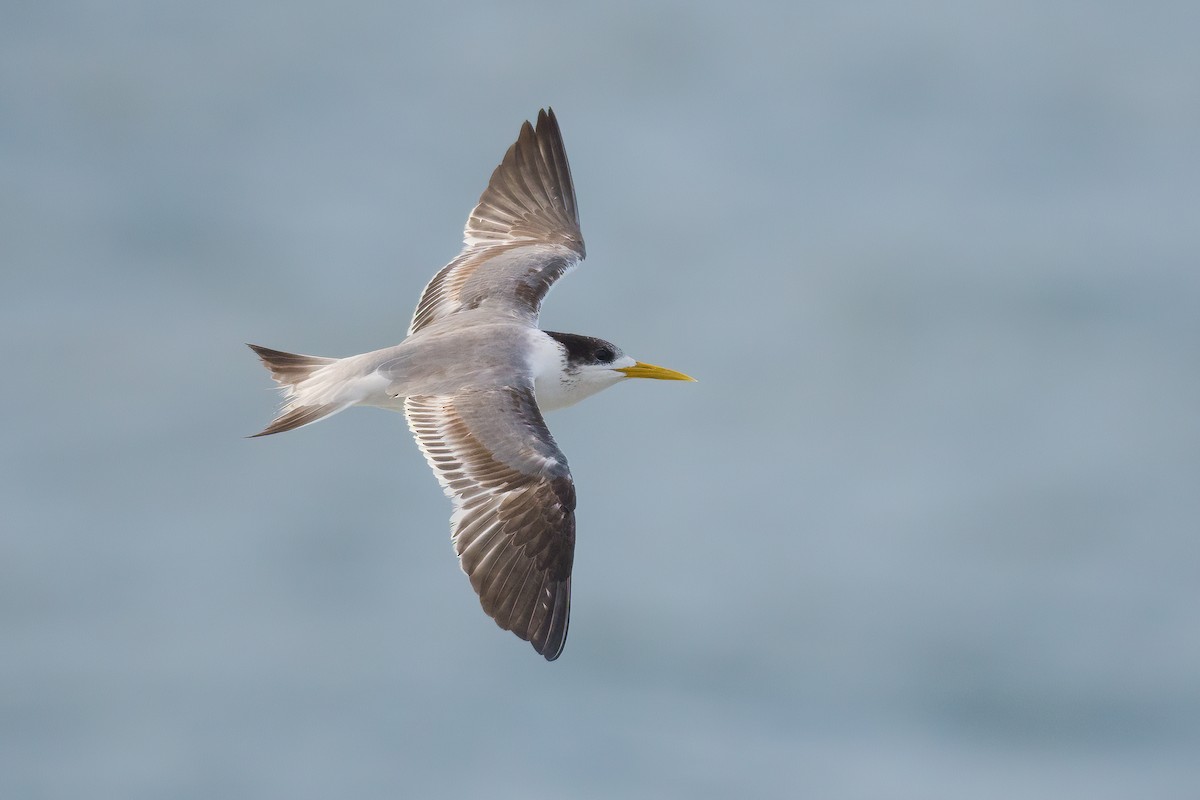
[{"x1": 545, "y1": 331, "x2": 620, "y2": 367}]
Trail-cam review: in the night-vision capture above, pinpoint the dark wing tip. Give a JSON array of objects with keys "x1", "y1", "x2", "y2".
[
  {"x1": 465, "y1": 107, "x2": 584, "y2": 257},
  {"x1": 533, "y1": 578, "x2": 571, "y2": 661}
]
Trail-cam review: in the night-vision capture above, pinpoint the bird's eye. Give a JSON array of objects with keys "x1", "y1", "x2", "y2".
[{"x1": 595, "y1": 347, "x2": 615, "y2": 362}]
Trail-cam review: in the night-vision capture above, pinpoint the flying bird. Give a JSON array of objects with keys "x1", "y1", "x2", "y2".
[{"x1": 248, "y1": 109, "x2": 693, "y2": 660}]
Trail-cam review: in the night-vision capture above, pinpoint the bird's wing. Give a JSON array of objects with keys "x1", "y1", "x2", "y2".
[
  {"x1": 408, "y1": 108, "x2": 585, "y2": 335},
  {"x1": 404, "y1": 387, "x2": 575, "y2": 660}
]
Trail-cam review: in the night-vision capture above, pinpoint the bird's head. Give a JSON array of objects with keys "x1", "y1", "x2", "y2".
[{"x1": 535, "y1": 331, "x2": 694, "y2": 412}]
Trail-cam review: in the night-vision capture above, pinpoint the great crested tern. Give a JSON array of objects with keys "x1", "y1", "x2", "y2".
[{"x1": 249, "y1": 109, "x2": 693, "y2": 660}]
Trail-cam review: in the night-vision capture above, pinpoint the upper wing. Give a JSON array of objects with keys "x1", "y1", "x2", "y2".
[
  {"x1": 404, "y1": 387, "x2": 575, "y2": 660},
  {"x1": 408, "y1": 108, "x2": 586, "y2": 335}
]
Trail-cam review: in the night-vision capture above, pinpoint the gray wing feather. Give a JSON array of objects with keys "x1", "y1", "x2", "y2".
[
  {"x1": 408, "y1": 108, "x2": 585, "y2": 335},
  {"x1": 404, "y1": 387, "x2": 574, "y2": 660}
]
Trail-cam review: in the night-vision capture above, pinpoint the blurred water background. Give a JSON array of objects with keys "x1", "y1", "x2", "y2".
[{"x1": 3, "y1": 1, "x2": 1199, "y2": 798}]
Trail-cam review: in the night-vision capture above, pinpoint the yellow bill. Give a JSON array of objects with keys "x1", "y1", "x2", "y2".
[{"x1": 616, "y1": 361, "x2": 696, "y2": 381}]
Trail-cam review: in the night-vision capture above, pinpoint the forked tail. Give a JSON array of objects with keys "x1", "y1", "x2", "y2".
[{"x1": 247, "y1": 344, "x2": 346, "y2": 437}]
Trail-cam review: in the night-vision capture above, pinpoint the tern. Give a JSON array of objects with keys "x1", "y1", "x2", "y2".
[{"x1": 248, "y1": 109, "x2": 693, "y2": 660}]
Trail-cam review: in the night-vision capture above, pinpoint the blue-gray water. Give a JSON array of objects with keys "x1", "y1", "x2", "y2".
[{"x1": 4, "y1": 2, "x2": 1198, "y2": 798}]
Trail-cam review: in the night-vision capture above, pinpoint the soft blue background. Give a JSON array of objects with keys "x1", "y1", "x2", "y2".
[{"x1": 4, "y1": 2, "x2": 1198, "y2": 798}]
